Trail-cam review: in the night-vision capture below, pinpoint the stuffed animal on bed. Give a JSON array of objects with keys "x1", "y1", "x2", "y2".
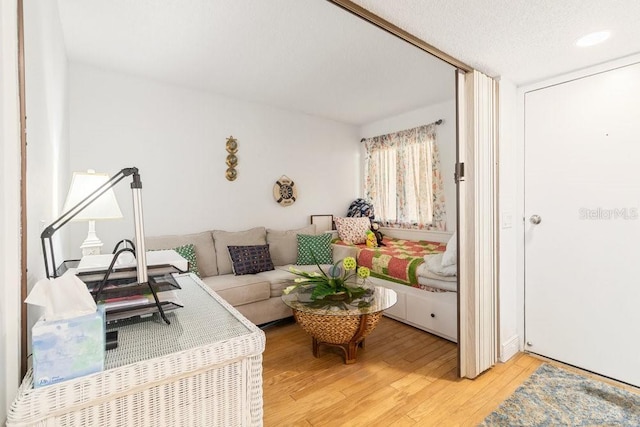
[
  {"x1": 365, "y1": 230, "x2": 377, "y2": 248},
  {"x1": 371, "y1": 222, "x2": 385, "y2": 246}
]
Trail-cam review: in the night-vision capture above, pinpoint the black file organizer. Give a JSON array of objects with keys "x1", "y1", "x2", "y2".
[
  {"x1": 77, "y1": 241, "x2": 187, "y2": 324},
  {"x1": 80, "y1": 267, "x2": 184, "y2": 324}
]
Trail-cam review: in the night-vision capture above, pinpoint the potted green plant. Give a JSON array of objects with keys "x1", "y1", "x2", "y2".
[{"x1": 284, "y1": 256, "x2": 371, "y2": 303}]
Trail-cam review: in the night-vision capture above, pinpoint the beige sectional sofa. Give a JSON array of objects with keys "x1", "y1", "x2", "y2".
[{"x1": 145, "y1": 225, "x2": 355, "y2": 326}]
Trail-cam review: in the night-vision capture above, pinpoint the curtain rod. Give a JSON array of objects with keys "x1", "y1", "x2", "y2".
[{"x1": 360, "y1": 119, "x2": 443, "y2": 142}]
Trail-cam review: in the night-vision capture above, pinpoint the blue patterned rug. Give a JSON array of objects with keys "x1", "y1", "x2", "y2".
[{"x1": 480, "y1": 363, "x2": 640, "y2": 426}]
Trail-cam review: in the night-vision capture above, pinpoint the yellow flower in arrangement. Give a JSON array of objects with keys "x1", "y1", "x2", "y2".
[
  {"x1": 284, "y1": 254, "x2": 372, "y2": 302},
  {"x1": 343, "y1": 257, "x2": 357, "y2": 271},
  {"x1": 357, "y1": 266, "x2": 370, "y2": 279}
]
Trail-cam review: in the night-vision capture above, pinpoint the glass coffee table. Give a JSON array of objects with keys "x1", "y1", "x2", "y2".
[{"x1": 282, "y1": 286, "x2": 397, "y2": 364}]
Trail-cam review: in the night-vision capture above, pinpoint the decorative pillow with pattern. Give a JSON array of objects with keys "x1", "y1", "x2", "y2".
[
  {"x1": 227, "y1": 244, "x2": 275, "y2": 275},
  {"x1": 334, "y1": 216, "x2": 371, "y2": 244},
  {"x1": 173, "y1": 244, "x2": 200, "y2": 277},
  {"x1": 149, "y1": 244, "x2": 200, "y2": 276},
  {"x1": 296, "y1": 233, "x2": 332, "y2": 265}
]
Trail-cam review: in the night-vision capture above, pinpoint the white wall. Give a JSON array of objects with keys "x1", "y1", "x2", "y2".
[
  {"x1": 359, "y1": 98, "x2": 457, "y2": 231},
  {"x1": 23, "y1": 0, "x2": 70, "y2": 386},
  {"x1": 65, "y1": 64, "x2": 361, "y2": 256},
  {"x1": 24, "y1": 0, "x2": 70, "y2": 284},
  {"x1": 497, "y1": 78, "x2": 519, "y2": 361},
  {"x1": 0, "y1": 0, "x2": 22, "y2": 421}
]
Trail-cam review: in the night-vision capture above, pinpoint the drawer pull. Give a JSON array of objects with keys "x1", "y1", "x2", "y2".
[{"x1": 430, "y1": 313, "x2": 435, "y2": 318}]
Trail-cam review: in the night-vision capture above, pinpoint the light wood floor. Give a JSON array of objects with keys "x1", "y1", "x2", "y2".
[{"x1": 262, "y1": 317, "x2": 542, "y2": 426}]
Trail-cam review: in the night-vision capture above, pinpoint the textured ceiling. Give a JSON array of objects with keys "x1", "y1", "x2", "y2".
[
  {"x1": 55, "y1": 1, "x2": 640, "y2": 125},
  {"x1": 350, "y1": 0, "x2": 640, "y2": 85},
  {"x1": 56, "y1": 0, "x2": 455, "y2": 126}
]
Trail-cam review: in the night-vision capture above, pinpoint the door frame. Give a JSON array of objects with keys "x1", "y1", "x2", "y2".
[
  {"x1": 457, "y1": 70, "x2": 499, "y2": 377},
  {"x1": 330, "y1": 0, "x2": 498, "y2": 378},
  {"x1": 1, "y1": 0, "x2": 23, "y2": 417}
]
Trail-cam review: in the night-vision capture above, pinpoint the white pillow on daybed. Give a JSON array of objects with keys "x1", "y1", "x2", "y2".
[
  {"x1": 424, "y1": 253, "x2": 457, "y2": 277},
  {"x1": 441, "y1": 231, "x2": 457, "y2": 267}
]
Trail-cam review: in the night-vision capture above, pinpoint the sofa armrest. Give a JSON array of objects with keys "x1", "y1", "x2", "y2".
[{"x1": 332, "y1": 243, "x2": 359, "y2": 262}]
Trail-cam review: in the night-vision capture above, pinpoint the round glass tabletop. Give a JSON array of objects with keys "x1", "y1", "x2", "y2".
[{"x1": 281, "y1": 285, "x2": 397, "y2": 316}]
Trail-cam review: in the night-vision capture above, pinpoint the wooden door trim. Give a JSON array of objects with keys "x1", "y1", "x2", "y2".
[
  {"x1": 328, "y1": 0, "x2": 473, "y2": 73},
  {"x1": 17, "y1": 0, "x2": 28, "y2": 378}
]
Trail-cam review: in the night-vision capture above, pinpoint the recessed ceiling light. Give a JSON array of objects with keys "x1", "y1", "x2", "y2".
[{"x1": 576, "y1": 31, "x2": 610, "y2": 47}]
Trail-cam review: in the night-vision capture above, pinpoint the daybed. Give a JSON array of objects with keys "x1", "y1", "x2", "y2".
[
  {"x1": 145, "y1": 225, "x2": 355, "y2": 326},
  {"x1": 333, "y1": 236, "x2": 455, "y2": 288},
  {"x1": 333, "y1": 229, "x2": 458, "y2": 342}
]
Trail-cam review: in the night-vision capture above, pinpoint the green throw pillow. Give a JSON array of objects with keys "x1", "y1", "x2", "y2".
[
  {"x1": 173, "y1": 244, "x2": 200, "y2": 277},
  {"x1": 296, "y1": 233, "x2": 332, "y2": 265}
]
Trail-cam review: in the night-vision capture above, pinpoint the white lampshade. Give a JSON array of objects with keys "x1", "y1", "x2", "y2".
[
  {"x1": 62, "y1": 170, "x2": 123, "y2": 220},
  {"x1": 62, "y1": 170, "x2": 123, "y2": 256}
]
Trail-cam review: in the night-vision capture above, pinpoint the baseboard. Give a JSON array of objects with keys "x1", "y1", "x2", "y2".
[{"x1": 500, "y1": 334, "x2": 520, "y2": 362}]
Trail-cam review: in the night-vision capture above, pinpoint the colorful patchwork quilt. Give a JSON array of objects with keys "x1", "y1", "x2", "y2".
[{"x1": 334, "y1": 237, "x2": 446, "y2": 287}]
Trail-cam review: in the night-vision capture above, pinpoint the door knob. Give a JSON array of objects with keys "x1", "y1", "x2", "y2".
[{"x1": 529, "y1": 215, "x2": 542, "y2": 225}]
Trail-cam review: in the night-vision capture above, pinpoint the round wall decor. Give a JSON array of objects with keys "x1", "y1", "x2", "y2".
[
  {"x1": 226, "y1": 153, "x2": 238, "y2": 167},
  {"x1": 226, "y1": 168, "x2": 237, "y2": 181},
  {"x1": 273, "y1": 175, "x2": 297, "y2": 206},
  {"x1": 225, "y1": 136, "x2": 238, "y2": 153}
]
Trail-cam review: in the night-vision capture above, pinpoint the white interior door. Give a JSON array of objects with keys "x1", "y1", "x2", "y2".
[{"x1": 525, "y1": 62, "x2": 640, "y2": 387}]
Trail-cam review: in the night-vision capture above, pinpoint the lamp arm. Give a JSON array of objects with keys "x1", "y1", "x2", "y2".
[{"x1": 41, "y1": 167, "x2": 140, "y2": 278}]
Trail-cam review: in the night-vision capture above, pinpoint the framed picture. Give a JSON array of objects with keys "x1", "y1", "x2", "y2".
[{"x1": 310, "y1": 215, "x2": 334, "y2": 234}]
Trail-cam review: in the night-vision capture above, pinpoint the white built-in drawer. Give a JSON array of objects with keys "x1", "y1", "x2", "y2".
[
  {"x1": 406, "y1": 292, "x2": 457, "y2": 342},
  {"x1": 384, "y1": 290, "x2": 406, "y2": 319}
]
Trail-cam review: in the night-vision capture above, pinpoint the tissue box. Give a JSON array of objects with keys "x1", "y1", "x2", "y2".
[{"x1": 32, "y1": 305, "x2": 105, "y2": 388}]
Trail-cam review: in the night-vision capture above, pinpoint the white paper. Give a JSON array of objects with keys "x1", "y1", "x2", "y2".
[
  {"x1": 75, "y1": 254, "x2": 117, "y2": 273},
  {"x1": 25, "y1": 271, "x2": 97, "y2": 321},
  {"x1": 76, "y1": 250, "x2": 187, "y2": 273}
]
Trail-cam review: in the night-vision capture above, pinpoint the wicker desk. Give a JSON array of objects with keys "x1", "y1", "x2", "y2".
[
  {"x1": 8, "y1": 274, "x2": 265, "y2": 426},
  {"x1": 282, "y1": 286, "x2": 396, "y2": 364}
]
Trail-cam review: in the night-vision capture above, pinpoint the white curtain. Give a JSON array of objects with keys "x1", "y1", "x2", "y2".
[{"x1": 363, "y1": 123, "x2": 446, "y2": 230}]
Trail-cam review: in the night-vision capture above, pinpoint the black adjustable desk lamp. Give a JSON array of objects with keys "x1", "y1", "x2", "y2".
[{"x1": 40, "y1": 167, "x2": 171, "y2": 325}]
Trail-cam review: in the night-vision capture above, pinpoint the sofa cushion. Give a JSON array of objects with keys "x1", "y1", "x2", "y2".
[
  {"x1": 266, "y1": 225, "x2": 316, "y2": 266},
  {"x1": 146, "y1": 231, "x2": 217, "y2": 277},
  {"x1": 331, "y1": 243, "x2": 359, "y2": 262},
  {"x1": 228, "y1": 244, "x2": 274, "y2": 275},
  {"x1": 256, "y1": 264, "x2": 332, "y2": 297},
  {"x1": 234, "y1": 297, "x2": 293, "y2": 327},
  {"x1": 296, "y1": 233, "x2": 332, "y2": 264},
  {"x1": 255, "y1": 268, "x2": 295, "y2": 298},
  {"x1": 213, "y1": 227, "x2": 267, "y2": 275},
  {"x1": 201, "y1": 275, "x2": 271, "y2": 306}
]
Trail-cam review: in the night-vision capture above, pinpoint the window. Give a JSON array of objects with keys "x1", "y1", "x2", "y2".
[{"x1": 363, "y1": 123, "x2": 446, "y2": 230}]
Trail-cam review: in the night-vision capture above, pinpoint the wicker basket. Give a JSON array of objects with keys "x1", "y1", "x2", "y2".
[{"x1": 293, "y1": 310, "x2": 383, "y2": 344}]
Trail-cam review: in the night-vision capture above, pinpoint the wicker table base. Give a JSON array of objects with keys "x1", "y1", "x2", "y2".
[
  {"x1": 8, "y1": 274, "x2": 265, "y2": 427},
  {"x1": 293, "y1": 309, "x2": 383, "y2": 364}
]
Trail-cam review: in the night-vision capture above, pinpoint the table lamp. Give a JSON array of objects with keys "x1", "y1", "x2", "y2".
[
  {"x1": 42, "y1": 167, "x2": 171, "y2": 325},
  {"x1": 61, "y1": 170, "x2": 123, "y2": 256}
]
